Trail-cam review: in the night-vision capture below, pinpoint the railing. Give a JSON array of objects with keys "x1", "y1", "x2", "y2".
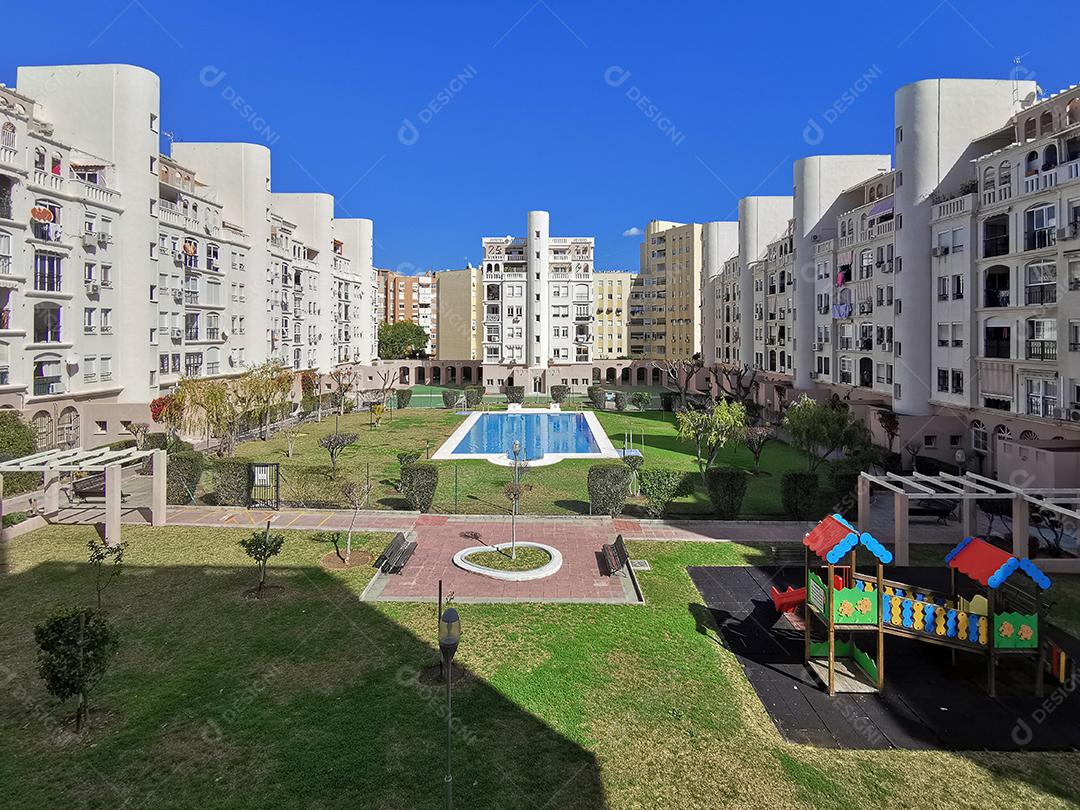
[
  {"x1": 933, "y1": 193, "x2": 973, "y2": 220},
  {"x1": 184, "y1": 291, "x2": 199, "y2": 305},
  {"x1": 33, "y1": 378, "x2": 63, "y2": 396},
  {"x1": 74, "y1": 179, "x2": 120, "y2": 205},
  {"x1": 0, "y1": 145, "x2": 19, "y2": 168},
  {"x1": 838, "y1": 234, "x2": 855, "y2": 248},
  {"x1": 33, "y1": 169, "x2": 63, "y2": 191},
  {"x1": 1025, "y1": 285, "x2": 1057, "y2": 305},
  {"x1": 1025, "y1": 228, "x2": 1056, "y2": 251},
  {"x1": 983, "y1": 289, "x2": 1010, "y2": 307},
  {"x1": 983, "y1": 235, "x2": 1010, "y2": 258},
  {"x1": 984, "y1": 340, "x2": 1010, "y2": 359},
  {"x1": 1026, "y1": 339, "x2": 1057, "y2": 361}
]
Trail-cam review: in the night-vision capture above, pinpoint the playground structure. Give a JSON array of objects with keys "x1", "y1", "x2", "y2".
[{"x1": 798, "y1": 514, "x2": 1053, "y2": 697}]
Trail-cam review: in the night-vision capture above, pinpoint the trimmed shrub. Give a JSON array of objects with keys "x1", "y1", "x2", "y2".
[
  {"x1": 395, "y1": 389, "x2": 413, "y2": 409},
  {"x1": 464, "y1": 386, "x2": 485, "y2": 407},
  {"x1": 587, "y1": 463, "x2": 632, "y2": 517},
  {"x1": 587, "y1": 386, "x2": 606, "y2": 410},
  {"x1": 505, "y1": 385, "x2": 525, "y2": 404},
  {"x1": 167, "y1": 451, "x2": 205, "y2": 505},
  {"x1": 400, "y1": 462, "x2": 439, "y2": 512},
  {"x1": 342, "y1": 398, "x2": 355, "y2": 414},
  {"x1": 613, "y1": 391, "x2": 628, "y2": 411},
  {"x1": 441, "y1": 389, "x2": 459, "y2": 409},
  {"x1": 2, "y1": 511, "x2": 28, "y2": 528},
  {"x1": 780, "y1": 471, "x2": 819, "y2": 520},
  {"x1": 631, "y1": 391, "x2": 652, "y2": 410},
  {"x1": 705, "y1": 467, "x2": 748, "y2": 519},
  {"x1": 638, "y1": 468, "x2": 693, "y2": 518},
  {"x1": 0, "y1": 410, "x2": 42, "y2": 496},
  {"x1": 107, "y1": 438, "x2": 137, "y2": 451},
  {"x1": 142, "y1": 432, "x2": 193, "y2": 454},
  {"x1": 550, "y1": 385, "x2": 570, "y2": 404},
  {"x1": 300, "y1": 394, "x2": 317, "y2": 417},
  {"x1": 282, "y1": 467, "x2": 338, "y2": 508},
  {"x1": 397, "y1": 450, "x2": 422, "y2": 469},
  {"x1": 212, "y1": 458, "x2": 250, "y2": 507},
  {"x1": 659, "y1": 392, "x2": 678, "y2": 412}
]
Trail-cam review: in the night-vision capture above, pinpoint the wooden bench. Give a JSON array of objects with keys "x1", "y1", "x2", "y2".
[
  {"x1": 909, "y1": 498, "x2": 955, "y2": 524},
  {"x1": 65, "y1": 473, "x2": 130, "y2": 505},
  {"x1": 601, "y1": 534, "x2": 630, "y2": 576},
  {"x1": 373, "y1": 531, "x2": 417, "y2": 574}
]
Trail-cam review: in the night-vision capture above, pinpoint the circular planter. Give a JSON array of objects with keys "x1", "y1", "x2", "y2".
[{"x1": 452, "y1": 542, "x2": 563, "y2": 581}]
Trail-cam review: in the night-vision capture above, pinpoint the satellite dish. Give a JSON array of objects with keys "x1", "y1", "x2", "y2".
[{"x1": 954, "y1": 449, "x2": 967, "y2": 465}]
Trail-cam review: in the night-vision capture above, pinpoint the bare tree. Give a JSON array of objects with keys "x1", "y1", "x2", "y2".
[
  {"x1": 327, "y1": 365, "x2": 361, "y2": 414},
  {"x1": 715, "y1": 363, "x2": 759, "y2": 408},
  {"x1": 654, "y1": 353, "x2": 705, "y2": 410},
  {"x1": 341, "y1": 479, "x2": 374, "y2": 561}
]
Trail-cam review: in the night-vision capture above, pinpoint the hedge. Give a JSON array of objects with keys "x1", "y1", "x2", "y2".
[
  {"x1": 550, "y1": 385, "x2": 570, "y2": 404},
  {"x1": 638, "y1": 468, "x2": 693, "y2": 518},
  {"x1": 780, "y1": 471, "x2": 819, "y2": 520},
  {"x1": 0, "y1": 411, "x2": 42, "y2": 496},
  {"x1": 587, "y1": 463, "x2": 632, "y2": 517},
  {"x1": 395, "y1": 389, "x2": 413, "y2": 409},
  {"x1": 705, "y1": 467, "x2": 748, "y2": 519},
  {"x1": 613, "y1": 391, "x2": 628, "y2": 411},
  {"x1": 107, "y1": 438, "x2": 137, "y2": 451},
  {"x1": 465, "y1": 386, "x2": 485, "y2": 407},
  {"x1": 212, "y1": 458, "x2": 250, "y2": 507},
  {"x1": 167, "y1": 451, "x2": 205, "y2": 505},
  {"x1": 587, "y1": 386, "x2": 606, "y2": 410},
  {"x1": 631, "y1": 391, "x2": 652, "y2": 411},
  {"x1": 505, "y1": 385, "x2": 525, "y2": 404},
  {"x1": 441, "y1": 390, "x2": 460, "y2": 409},
  {"x1": 400, "y1": 462, "x2": 439, "y2": 512}
]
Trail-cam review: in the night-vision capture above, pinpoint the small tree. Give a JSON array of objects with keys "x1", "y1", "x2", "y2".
[
  {"x1": 630, "y1": 391, "x2": 652, "y2": 411},
  {"x1": 378, "y1": 321, "x2": 429, "y2": 359},
  {"x1": 127, "y1": 422, "x2": 150, "y2": 450},
  {"x1": 676, "y1": 399, "x2": 747, "y2": 484},
  {"x1": 280, "y1": 423, "x2": 303, "y2": 459},
  {"x1": 904, "y1": 439, "x2": 923, "y2": 472},
  {"x1": 878, "y1": 409, "x2": 900, "y2": 454},
  {"x1": 239, "y1": 523, "x2": 285, "y2": 593},
  {"x1": 744, "y1": 424, "x2": 774, "y2": 475},
  {"x1": 34, "y1": 608, "x2": 117, "y2": 732},
  {"x1": 87, "y1": 537, "x2": 127, "y2": 611},
  {"x1": 327, "y1": 365, "x2": 361, "y2": 414},
  {"x1": 341, "y1": 478, "x2": 374, "y2": 561},
  {"x1": 319, "y1": 432, "x2": 358, "y2": 475},
  {"x1": 317, "y1": 530, "x2": 348, "y2": 564},
  {"x1": 784, "y1": 395, "x2": 858, "y2": 474}
]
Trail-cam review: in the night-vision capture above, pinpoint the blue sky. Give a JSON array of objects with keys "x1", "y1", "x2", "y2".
[{"x1": 4, "y1": 1, "x2": 1077, "y2": 272}]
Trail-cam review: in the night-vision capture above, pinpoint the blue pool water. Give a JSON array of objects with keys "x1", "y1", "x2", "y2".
[{"x1": 451, "y1": 412, "x2": 600, "y2": 460}]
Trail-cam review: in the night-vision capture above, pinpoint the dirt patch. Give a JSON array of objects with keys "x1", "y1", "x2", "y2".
[
  {"x1": 50, "y1": 708, "x2": 122, "y2": 746},
  {"x1": 418, "y1": 661, "x2": 471, "y2": 688},
  {"x1": 240, "y1": 584, "x2": 287, "y2": 600},
  {"x1": 320, "y1": 550, "x2": 373, "y2": 570}
]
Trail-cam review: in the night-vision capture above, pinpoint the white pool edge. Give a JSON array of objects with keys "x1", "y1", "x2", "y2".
[{"x1": 430, "y1": 409, "x2": 621, "y2": 467}]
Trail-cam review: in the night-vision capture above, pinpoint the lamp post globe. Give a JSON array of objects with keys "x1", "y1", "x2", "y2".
[{"x1": 438, "y1": 607, "x2": 461, "y2": 810}]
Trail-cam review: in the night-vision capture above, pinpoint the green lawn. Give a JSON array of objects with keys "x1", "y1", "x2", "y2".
[
  {"x1": 227, "y1": 408, "x2": 820, "y2": 518},
  {"x1": 2, "y1": 526, "x2": 1078, "y2": 808}
]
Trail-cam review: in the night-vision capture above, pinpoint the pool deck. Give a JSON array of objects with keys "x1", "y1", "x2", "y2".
[{"x1": 429, "y1": 409, "x2": 620, "y2": 467}]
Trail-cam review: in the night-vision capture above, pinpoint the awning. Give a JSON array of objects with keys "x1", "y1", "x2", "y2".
[
  {"x1": 977, "y1": 362, "x2": 1014, "y2": 396},
  {"x1": 868, "y1": 197, "x2": 894, "y2": 217},
  {"x1": 0, "y1": 276, "x2": 21, "y2": 289},
  {"x1": 837, "y1": 250, "x2": 853, "y2": 266}
]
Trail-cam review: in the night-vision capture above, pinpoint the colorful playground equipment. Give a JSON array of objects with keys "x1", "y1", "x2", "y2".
[{"x1": 799, "y1": 514, "x2": 1053, "y2": 697}]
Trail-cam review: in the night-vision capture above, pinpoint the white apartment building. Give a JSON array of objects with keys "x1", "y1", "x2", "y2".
[
  {"x1": 592, "y1": 270, "x2": 635, "y2": 359},
  {"x1": 480, "y1": 211, "x2": 594, "y2": 391},
  {"x1": 0, "y1": 64, "x2": 376, "y2": 449}
]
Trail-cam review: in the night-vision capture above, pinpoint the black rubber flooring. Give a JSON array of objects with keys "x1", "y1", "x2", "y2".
[{"x1": 689, "y1": 565, "x2": 1080, "y2": 750}]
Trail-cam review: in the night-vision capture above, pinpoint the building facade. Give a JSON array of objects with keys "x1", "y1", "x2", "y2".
[
  {"x1": 0, "y1": 64, "x2": 376, "y2": 449},
  {"x1": 592, "y1": 270, "x2": 635, "y2": 359}
]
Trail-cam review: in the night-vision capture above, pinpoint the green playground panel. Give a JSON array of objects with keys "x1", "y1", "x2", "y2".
[
  {"x1": 993, "y1": 611, "x2": 1039, "y2": 649},
  {"x1": 807, "y1": 570, "x2": 827, "y2": 614},
  {"x1": 831, "y1": 586, "x2": 878, "y2": 625},
  {"x1": 808, "y1": 639, "x2": 879, "y2": 682}
]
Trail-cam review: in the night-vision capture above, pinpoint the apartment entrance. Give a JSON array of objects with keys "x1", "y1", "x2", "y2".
[{"x1": 858, "y1": 357, "x2": 873, "y2": 388}]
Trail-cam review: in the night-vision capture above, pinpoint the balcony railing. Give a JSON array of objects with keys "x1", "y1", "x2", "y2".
[
  {"x1": 1025, "y1": 228, "x2": 1056, "y2": 252},
  {"x1": 1025, "y1": 285, "x2": 1057, "y2": 306},
  {"x1": 983, "y1": 289, "x2": 1010, "y2": 307},
  {"x1": 1026, "y1": 339, "x2": 1057, "y2": 361},
  {"x1": 33, "y1": 378, "x2": 63, "y2": 396},
  {"x1": 984, "y1": 339, "x2": 1011, "y2": 359},
  {"x1": 983, "y1": 235, "x2": 1010, "y2": 258}
]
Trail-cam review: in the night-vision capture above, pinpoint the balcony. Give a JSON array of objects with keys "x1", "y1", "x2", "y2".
[
  {"x1": 984, "y1": 339, "x2": 1011, "y2": 359},
  {"x1": 983, "y1": 235, "x2": 1009, "y2": 259},
  {"x1": 184, "y1": 291, "x2": 200, "y2": 306},
  {"x1": 1026, "y1": 340, "x2": 1057, "y2": 361},
  {"x1": 32, "y1": 169, "x2": 64, "y2": 192},
  {"x1": 1025, "y1": 285, "x2": 1057, "y2": 306},
  {"x1": 33, "y1": 378, "x2": 63, "y2": 396},
  {"x1": 1025, "y1": 228, "x2": 1056, "y2": 252}
]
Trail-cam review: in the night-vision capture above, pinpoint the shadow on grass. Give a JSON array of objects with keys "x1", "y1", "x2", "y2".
[
  {"x1": 0, "y1": 557, "x2": 607, "y2": 809},
  {"x1": 552, "y1": 499, "x2": 589, "y2": 515}
]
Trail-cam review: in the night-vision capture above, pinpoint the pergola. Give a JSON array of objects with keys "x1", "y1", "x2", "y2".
[
  {"x1": 0, "y1": 446, "x2": 167, "y2": 543},
  {"x1": 858, "y1": 470, "x2": 1080, "y2": 571}
]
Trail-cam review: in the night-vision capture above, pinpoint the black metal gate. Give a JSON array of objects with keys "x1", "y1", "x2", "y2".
[{"x1": 248, "y1": 462, "x2": 280, "y2": 509}]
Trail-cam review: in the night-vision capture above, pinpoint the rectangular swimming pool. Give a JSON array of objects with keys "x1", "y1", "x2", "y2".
[{"x1": 431, "y1": 410, "x2": 619, "y2": 466}]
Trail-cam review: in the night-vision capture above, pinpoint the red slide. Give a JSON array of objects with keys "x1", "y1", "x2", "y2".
[{"x1": 771, "y1": 575, "x2": 844, "y2": 613}]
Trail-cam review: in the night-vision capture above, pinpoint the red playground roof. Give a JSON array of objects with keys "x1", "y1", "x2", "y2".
[
  {"x1": 804, "y1": 515, "x2": 854, "y2": 561},
  {"x1": 945, "y1": 536, "x2": 1052, "y2": 590}
]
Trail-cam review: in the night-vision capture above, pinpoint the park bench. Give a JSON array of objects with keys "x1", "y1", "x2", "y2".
[
  {"x1": 373, "y1": 531, "x2": 417, "y2": 574},
  {"x1": 601, "y1": 534, "x2": 630, "y2": 576},
  {"x1": 909, "y1": 498, "x2": 956, "y2": 524},
  {"x1": 64, "y1": 472, "x2": 129, "y2": 505}
]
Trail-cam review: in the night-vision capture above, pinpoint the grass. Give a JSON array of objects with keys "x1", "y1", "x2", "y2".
[
  {"x1": 2, "y1": 525, "x2": 1080, "y2": 808},
  {"x1": 464, "y1": 546, "x2": 552, "y2": 571},
  {"x1": 227, "y1": 407, "x2": 821, "y2": 518}
]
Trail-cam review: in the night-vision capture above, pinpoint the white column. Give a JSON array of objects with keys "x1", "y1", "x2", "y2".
[
  {"x1": 151, "y1": 450, "x2": 167, "y2": 526},
  {"x1": 893, "y1": 492, "x2": 909, "y2": 566},
  {"x1": 105, "y1": 464, "x2": 121, "y2": 545},
  {"x1": 1012, "y1": 493, "x2": 1029, "y2": 558},
  {"x1": 857, "y1": 474, "x2": 871, "y2": 532},
  {"x1": 43, "y1": 469, "x2": 60, "y2": 515}
]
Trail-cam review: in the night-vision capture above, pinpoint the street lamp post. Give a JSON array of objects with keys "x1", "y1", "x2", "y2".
[
  {"x1": 510, "y1": 439, "x2": 521, "y2": 560},
  {"x1": 439, "y1": 607, "x2": 461, "y2": 810}
]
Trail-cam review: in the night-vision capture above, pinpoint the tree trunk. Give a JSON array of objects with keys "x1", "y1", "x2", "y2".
[
  {"x1": 76, "y1": 691, "x2": 85, "y2": 733},
  {"x1": 258, "y1": 560, "x2": 266, "y2": 591}
]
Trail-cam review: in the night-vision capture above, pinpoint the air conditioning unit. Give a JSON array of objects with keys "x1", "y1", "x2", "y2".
[
  {"x1": 84, "y1": 281, "x2": 99, "y2": 295},
  {"x1": 875, "y1": 260, "x2": 884, "y2": 267},
  {"x1": 883, "y1": 261, "x2": 894, "y2": 273},
  {"x1": 941, "y1": 246, "x2": 950, "y2": 255},
  {"x1": 1070, "y1": 408, "x2": 1080, "y2": 422},
  {"x1": 97, "y1": 232, "x2": 111, "y2": 245},
  {"x1": 1057, "y1": 227, "x2": 1068, "y2": 241},
  {"x1": 82, "y1": 232, "x2": 96, "y2": 247},
  {"x1": 171, "y1": 328, "x2": 183, "y2": 339}
]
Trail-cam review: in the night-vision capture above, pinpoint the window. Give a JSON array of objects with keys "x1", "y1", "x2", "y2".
[
  {"x1": 923, "y1": 435, "x2": 938, "y2": 449},
  {"x1": 34, "y1": 253, "x2": 63, "y2": 291},
  {"x1": 33, "y1": 357, "x2": 62, "y2": 396},
  {"x1": 34, "y1": 303, "x2": 61, "y2": 343},
  {"x1": 0, "y1": 122, "x2": 14, "y2": 149},
  {"x1": 101, "y1": 309, "x2": 112, "y2": 333},
  {"x1": 100, "y1": 356, "x2": 112, "y2": 381},
  {"x1": 1025, "y1": 204, "x2": 1057, "y2": 250},
  {"x1": 971, "y1": 420, "x2": 988, "y2": 452},
  {"x1": 951, "y1": 370, "x2": 964, "y2": 394},
  {"x1": 84, "y1": 307, "x2": 95, "y2": 332},
  {"x1": 937, "y1": 368, "x2": 949, "y2": 392},
  {"x1": 1026, "y1": 378, "x2": 1058, "y2": 417}
]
